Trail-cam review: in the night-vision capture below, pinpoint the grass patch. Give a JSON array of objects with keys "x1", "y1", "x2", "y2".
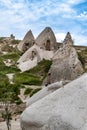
[
  {"x1": 0, "y1": 81, "x2": 24, "y2": 102},
  {"x1": 26, "y1": 59, "x2": 52, "y2": 79},
  {"x1": 0, "y1": 65, "x2": 20, "y2": 74},
  {"x1": 24, "y1": 87, "x2": 33, "y2": 95},
  {"x1": 0, "y1": 73, "x2": 9, "y2": 87},
  {"x1": 13, "y1": 59, "x2": 52, "y2": 86},
  {"x1": 2, "y1": 51, "x2": 22, "y2": 62},
  {"x1": 13, "y1": 73, "x2": 42, "y2": 85}
]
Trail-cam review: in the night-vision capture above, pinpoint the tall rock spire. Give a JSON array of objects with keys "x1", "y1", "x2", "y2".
[{"x1": 63, "y1": 32, "x2": 73, "y2": 46}]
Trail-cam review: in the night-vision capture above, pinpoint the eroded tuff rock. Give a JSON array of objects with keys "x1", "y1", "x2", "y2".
[
  {"x1": 46, "y1": 32, "x2": 84, "y2": 83},
  {"x1": 36, "y1": 27, "x2": 57, "y2": 51},
  {"x1": 21, "y1": 73, "x2": 87, "y2": 130},
  {"x1": 26, "y1": 81, "x2": 64, "y2": 107},
  {"x1": 17, "y1": 30, "x2": 35, "y2": 51},
  {"x1": 17, "y1": 44, "x2": 54, "y2": 71}
]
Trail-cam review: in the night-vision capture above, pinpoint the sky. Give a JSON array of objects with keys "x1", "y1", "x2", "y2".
[{"x1": 0, "y1": 0, "x2": 87, "y2": 46}]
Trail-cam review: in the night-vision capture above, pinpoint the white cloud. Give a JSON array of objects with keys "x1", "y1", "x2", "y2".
[
  {"x1": 0, "y1": 0, "x2": 86, "y2": 46},
  {"x1": 55, "y1": 33, "x2": 66, "y2": 42},
  {"x1": 67, "y1": 0, "x2": 85, "y2": 5},
  {"x1": 72, "y1": 33, "x2": 87, "y2": 46},
  {"x1": 55, "y1": 31, "x2": 87, "y2": 46},
  {"x1": 77, "y1": 11, "x2": 87, "y2": 21}
]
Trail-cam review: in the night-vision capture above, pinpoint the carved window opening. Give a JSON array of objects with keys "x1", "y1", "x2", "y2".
[{"x1": 31, "y1": 51, "x2": 36, "y2": 60}]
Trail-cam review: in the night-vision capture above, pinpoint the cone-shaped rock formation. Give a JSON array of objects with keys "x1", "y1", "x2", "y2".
[
  {"x1": 36, "y1": 27, "x2": 57, "y2": 51},
  {"x1": 17, "y1": 30, "x2": 35, "y2": 51}
]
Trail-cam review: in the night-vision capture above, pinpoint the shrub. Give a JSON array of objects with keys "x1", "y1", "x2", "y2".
[
  {"x1": 27, "y1": 59, "x2": 52, "y2": 80},
  {"x1": 24, "y1": 87, "x2": 33, "y2": 95},
  {"x1": 11, "y1": 39, "x2": 21, "y2": 44},
  {"x1": 77, "y1": 52, "x2": 85, "y2": 68},
  {"x1": 0, "y1": 65, "x2": 20, "y2": 74}
]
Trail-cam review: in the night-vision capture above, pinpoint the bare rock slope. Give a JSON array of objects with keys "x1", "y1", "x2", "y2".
[
  {"x1": 21, "y1": 73, "x2": 87, "y2": 130},
  {"x1": 47, "y1": 32, "x2": 84, "y2": 83}
]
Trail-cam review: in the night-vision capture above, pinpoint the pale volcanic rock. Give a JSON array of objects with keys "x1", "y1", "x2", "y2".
[
  {"x1": 47, "y1": 32, "x2": 84, "y2": 83},
  {"x1": 21, "y1": 73, "x2": 87, "y2": 130},
  {"x1": 36, "y1": 27, "x2": 57, "y2": 51},
  {"x1": 17, "y1": 30, "x2": 35, "y2": 51},
  {"x1": 17, "y1": 44, "x2": 54, "y2": 72},
  {"x1": 26, "y1": 81, "x2": 64, "y2": 107}
]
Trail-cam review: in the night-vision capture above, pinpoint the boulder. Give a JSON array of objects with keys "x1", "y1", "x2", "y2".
[
  {"x1": 21, "y1": 73, "x2": 87, "y2": 130},
  {"x1": 26, "y1": 81, "x2": 64, "y2": 107}
]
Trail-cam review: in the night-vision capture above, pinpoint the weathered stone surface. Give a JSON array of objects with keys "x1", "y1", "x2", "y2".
[
  {"x1": 47, "y1": 33, "x2": 84, "y2": 83},
  {"x1": 36, "y1": 27, "x2": 57, "y2": 51},
  {"x1": 17, "y1": 30, "x2": 35, "y2": 51},
  {"x1": 63, "y1": 32, "x2": 73, "y2": 46},
  {"x1": 21, "y1": 73, "x2": 87, "y2": 130},
  {"x1": 26, "y1": 81, "x2": 64, "y2": 107},
  {"x1": 17, "y1": 44, "x2": 54, "y2": 71}
]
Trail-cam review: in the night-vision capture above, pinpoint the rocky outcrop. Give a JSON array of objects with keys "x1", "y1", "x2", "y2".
[
  {"x1": 26, "y1": 81, "x2": 64, "y2": 107},
  {"x1": 46, "y1": 32, "x2": 84, "y2": 83},
  {"x1": 17, "y1": 30, "x2": 35, "y2": 51},
  {"x1": 17, "y1": 44, "x2": 54, "y2": 72},
  {"x1": 17, "y1": 27, "x2": 58, "y2": 71},
  {"x1": 21, "y1": 73, "x2": 87, "y2": 130},
  {"x1": 36, "y1": 27, "x2": 57, "y2": 51},
  {"x1": 63, "y1": 32, "x2": 73, "y2": 46}
]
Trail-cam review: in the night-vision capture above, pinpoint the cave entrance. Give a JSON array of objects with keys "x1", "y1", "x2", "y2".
[{"x1": 46, "y1": 39, "x2": 51, "y2": 51}]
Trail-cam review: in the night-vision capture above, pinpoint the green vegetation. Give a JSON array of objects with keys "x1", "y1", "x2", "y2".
[
  {"x1": 13, "y1": 73, "x2": 42, "y2": 85},
  {"x1": 0, "y1": 65, "x2": 20, "y2": 74},
  {"x1": 28, "y1": 59, "x2": 52, "y2": 78},
  {"x1": 0, "y1": 50, "x2": 22, "y2": 75},
  {"x1": 13, "y1": 59, "x2": 52, "y2": 86},
  {"x1": 0, "y1": 73, "x2": 9, "y2": 87},
  {"x1": 0, "y1": 81, "x2": 24, "y2": 102},
  {"x1": 11, "y1": 39, "x2": 21, "y2": 44},
  {"x1": 24, "y1": 87, "x2": 33, "y2": 95},
  {"x1": 1, "y1": 51, "x2": 23, "y2": 62},
  {"x1": 30, "y1": 88, "x2": 41, "y2": 97},
  {"x1": 78, "y1": 48, "x2": 87, "y2": 71}
]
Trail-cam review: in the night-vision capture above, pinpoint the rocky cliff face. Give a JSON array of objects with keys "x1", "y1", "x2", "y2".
[{"x1": 46, "y1": 32, "x2": 84, "y2": 83}]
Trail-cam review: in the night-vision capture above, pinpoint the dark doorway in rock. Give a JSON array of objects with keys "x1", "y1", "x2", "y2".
[{"x1": 46, "y1": 39, "x2": 50, "y2": 51}]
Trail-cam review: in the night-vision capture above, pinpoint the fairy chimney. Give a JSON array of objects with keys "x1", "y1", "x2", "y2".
[
  {"x1": 44, "y1": 33, "x2": 84, "y2": 83},
  {"x1": 63, "y1": 32, "x2": 73, "y2": 46},
  {"x1": 17, "y1": 30, "x2": 35, "y2": 52},
  {"x1": 36, "y1": 27, "x2": 57, "y2": 51}
]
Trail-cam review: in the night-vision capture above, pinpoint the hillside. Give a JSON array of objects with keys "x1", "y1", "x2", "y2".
[{"x1": 0, "y1": 35, "x2": 87, "y2": 122}]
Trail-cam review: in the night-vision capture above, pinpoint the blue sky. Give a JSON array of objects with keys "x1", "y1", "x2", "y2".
[{"x1": 0, "y1": 0, "x2": 87, "y2": 46}]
